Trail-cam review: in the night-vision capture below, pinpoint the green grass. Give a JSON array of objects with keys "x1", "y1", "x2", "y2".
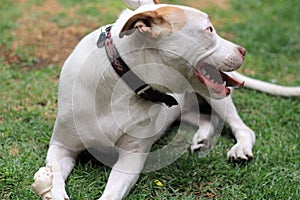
[
  {"x1": 1, "y1": 0, "x2": 300, "y2": 199},
  {"x1": 0, "y1": 0, "x2": 21, "y2": 49}
]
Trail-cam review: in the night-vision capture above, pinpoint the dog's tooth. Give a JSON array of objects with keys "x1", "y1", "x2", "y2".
[
  {"x1": 223, "y1": 81, "x2": 226, "y2": 86},
  {"x1": 206, "y1": 74, "x2": 211, "y2": 79},
  {"x1": 201, "y1": 68, "x2": 207, "y2": 75}
]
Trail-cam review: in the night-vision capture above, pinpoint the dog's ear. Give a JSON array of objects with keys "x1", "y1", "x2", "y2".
[
  {"x1": 124, "y1": 0, "x2": 160, "y2": 9},
  {"x1": 120, "y1": 6, "x2": 186, "y2": 38},
  {"x1": 120, "y1": 10, "x2": 171, "y2": 38}
]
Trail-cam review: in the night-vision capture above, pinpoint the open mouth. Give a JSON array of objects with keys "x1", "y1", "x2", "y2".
[{"x1": 195, "y1": 65, "x2": 244, "y2": 97}]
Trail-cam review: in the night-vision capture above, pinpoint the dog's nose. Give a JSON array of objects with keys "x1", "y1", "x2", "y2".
[{"x1": 238, "y1": 46, "x2": 246, "y2": 57}]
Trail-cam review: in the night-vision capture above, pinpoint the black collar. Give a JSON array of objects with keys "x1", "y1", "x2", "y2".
[{"x1": 97, "y1": 25, "x2": 178, "y2": 107}]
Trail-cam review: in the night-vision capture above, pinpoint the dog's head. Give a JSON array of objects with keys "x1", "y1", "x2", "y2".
[{"x1": 118, "y1": 0, "x2": 245, "y2": 98}]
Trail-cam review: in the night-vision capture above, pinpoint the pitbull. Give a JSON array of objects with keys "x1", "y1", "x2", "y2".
[{"x1": 32, "y1": 0, "x2": 300, "y2": 199}]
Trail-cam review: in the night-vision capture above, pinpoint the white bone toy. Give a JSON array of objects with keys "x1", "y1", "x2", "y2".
[{"x1": 31, "y1": 167, "x2": 53, "y2": 200}]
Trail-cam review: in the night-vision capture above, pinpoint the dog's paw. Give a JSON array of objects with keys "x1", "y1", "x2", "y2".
[
  {"x1": 227, "y1": 142, "x2": 253, "y2": 162},
  {"x1": 191, "y1": 138, "x2": 212, "y2": 153}
]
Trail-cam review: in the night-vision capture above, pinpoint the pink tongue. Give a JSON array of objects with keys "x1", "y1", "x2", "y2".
[
  {"x1": 220, "y1": 72, "x2": 245, "y2": 88},
  {"x1": 195, "y1": 69, "x2": 230, "y2": 97}
]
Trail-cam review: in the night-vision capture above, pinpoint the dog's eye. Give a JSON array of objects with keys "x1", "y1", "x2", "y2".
[{"x1": 206, "y1": 26, "x2": 213, "y2": 33}]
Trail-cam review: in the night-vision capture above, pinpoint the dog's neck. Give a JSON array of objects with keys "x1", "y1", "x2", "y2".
[{"x1": 97, "y1": 23, "x2": 178, "y2": 107}]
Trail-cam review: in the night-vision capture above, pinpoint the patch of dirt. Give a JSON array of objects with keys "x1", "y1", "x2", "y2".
[
  {"x1": 9, "y1": 147, "x2": 19, "y2": 157},
  {"x1": 3, "y1": 0, "x2": 229, "y2": 68},
  {"x1": 6, "y1": 0, "x2": 98, "y2": 68},
  {"x1": 194, "y1": 181, "x2": 222, "y2": 199}
]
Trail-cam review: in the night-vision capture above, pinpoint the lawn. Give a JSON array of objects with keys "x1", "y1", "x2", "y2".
[{"x1": 1, "y1": 0, "x2": 299, "y2": 199}]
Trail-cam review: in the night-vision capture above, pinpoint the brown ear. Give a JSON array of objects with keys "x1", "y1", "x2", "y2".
[
  {"x1": 119, "y1": 6, "x2": 186, "y2": 38},
  {"x1": 119, "y1": 10, "x2": 171, "y2": 38},
  {"x1": 153, "y1": 0, "x2": 161, "y2": 4}
]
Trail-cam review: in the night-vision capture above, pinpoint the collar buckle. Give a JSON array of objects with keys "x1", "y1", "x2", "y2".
[{"x1": 136, "y1": 85, "x2": 152, "y2": 96}]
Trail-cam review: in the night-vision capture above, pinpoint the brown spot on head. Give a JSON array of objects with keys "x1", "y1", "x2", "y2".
[
  {"x1": 155, "y1": 6, "x2": 186, "y2": 32},
  {"x1": 120, "y1": 6, "x2": 187, "y2": 38}
]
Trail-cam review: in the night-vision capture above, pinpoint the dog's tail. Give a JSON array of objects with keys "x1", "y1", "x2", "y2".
[{"x1": 229, "y1": 71, "x2": 300, "y2": 97}]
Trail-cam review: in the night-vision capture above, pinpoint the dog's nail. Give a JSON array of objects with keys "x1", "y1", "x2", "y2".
[{"x1": 246, "y1": 155, "x2": 253, "y2": 161}]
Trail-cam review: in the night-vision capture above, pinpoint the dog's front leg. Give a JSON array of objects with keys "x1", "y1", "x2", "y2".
[
  {"x1": 99, "y1": 136, "x2": 151, "y2": 200},
  {"x1": 182, "y1": 111, "x2": 220, "y2": 153},
  {"x1": 32, "y1": 144, "x2": 80, "y2": 200},
  {"x1": 206, "y1": 96, "x2": 255, "y2": 161}
]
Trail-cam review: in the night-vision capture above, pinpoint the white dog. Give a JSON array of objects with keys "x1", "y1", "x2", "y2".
[{"x1": 32, "y1": 0, "x2": 300, "y2": 199}]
